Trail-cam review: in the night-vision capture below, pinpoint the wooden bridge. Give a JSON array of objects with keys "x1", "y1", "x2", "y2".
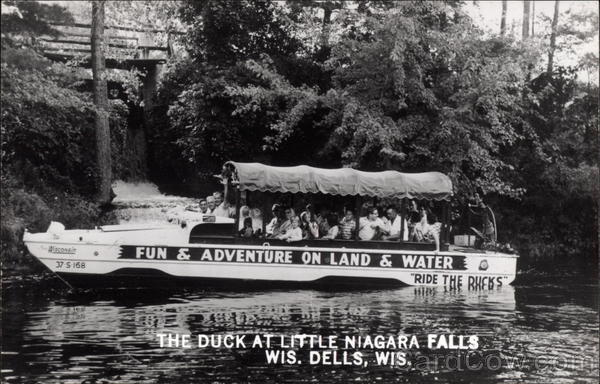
[{"x1": 40, "y1": 22, "x2": 184, "y2": 109}]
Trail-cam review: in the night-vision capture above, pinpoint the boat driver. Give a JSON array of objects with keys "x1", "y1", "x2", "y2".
[
  {"x1": 198, "y1": 199, "x2": 208, "y2": 214},
  {"x1": 358, "y1": 207, "x2": 388, "y2": 240}
]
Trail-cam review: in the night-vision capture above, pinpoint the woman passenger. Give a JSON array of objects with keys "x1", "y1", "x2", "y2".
[
  {"x1": 300, "y1": 211, "x2": 319, "y2": 239},
  {"x1": 321, "y1": 213, "x2": 340, "y2": 240}
]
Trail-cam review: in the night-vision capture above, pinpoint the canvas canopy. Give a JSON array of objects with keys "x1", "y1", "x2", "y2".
[{"x1": 225, "y1": 162, "x2": 453, "y2": 201}]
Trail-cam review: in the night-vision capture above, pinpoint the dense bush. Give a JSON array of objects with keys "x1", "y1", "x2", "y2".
[{"x1": 0, "y1": 48, "x2": 127, "y2": 276}]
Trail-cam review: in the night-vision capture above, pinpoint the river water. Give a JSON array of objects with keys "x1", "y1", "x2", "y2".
[{"x1": 2, "y1": 182, "x2": 598, "y2": 383}]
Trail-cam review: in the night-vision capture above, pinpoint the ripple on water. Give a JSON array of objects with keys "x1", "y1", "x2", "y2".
[{"x1": 2, "y1": 284, "x2": 598, "y2": 383}]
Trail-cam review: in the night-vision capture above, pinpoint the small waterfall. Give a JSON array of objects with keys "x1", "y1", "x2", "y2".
[{"x1": 111, "y1": 180, "x2": 197, "y2": 224}]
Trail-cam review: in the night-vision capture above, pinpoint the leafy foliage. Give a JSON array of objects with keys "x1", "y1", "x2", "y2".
[
  {"x1": 149, "y1": 0, "x2": 597, "y2": 275},
  {"x1": 1, "y1": 0, "x2": 74, "y2": 40}
]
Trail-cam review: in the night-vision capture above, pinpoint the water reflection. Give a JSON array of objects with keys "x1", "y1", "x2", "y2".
[{"x1": 2, "y1": 284, "x2": 598, "y2": 383}]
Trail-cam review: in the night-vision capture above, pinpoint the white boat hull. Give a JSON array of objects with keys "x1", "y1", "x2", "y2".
[{"x1": 23, "y1": 223, "x2": 517, "y2": 289}]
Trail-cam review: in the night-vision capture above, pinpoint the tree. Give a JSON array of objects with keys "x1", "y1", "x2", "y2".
[
  {"x1": 91, "y1": 1, "x2": 111, "y2": 204},
  {"x1": 522, "y1": 0, "x2": 530, "y2": 39},
  {"x1": 547, "y1": 1, "x2": 560, "y2": 74},
  {"x1": 500, "y1": 0, "x2": 507, "y2": 36}
]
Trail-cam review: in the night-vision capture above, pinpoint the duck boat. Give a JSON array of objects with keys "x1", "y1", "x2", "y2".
[{"x1": 23, "y1": 162, "x2": 517, "y2": 289}]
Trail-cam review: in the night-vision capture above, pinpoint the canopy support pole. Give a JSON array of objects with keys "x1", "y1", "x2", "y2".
[
  {"x1": 262, "y1": 194, "x2": 268, "y2": 238},
  {"x1": 442, "y1": 201, "x2": 449, "y2": 244},
  {"x1": 399, "y1": 199, "x2": 405, "y2": 242},
  {"x1": 234, "y1": 188, "x2": 241, "y2": 235},
  {"x1": 354, "y1": 196, "x2": 361, "y2": 240}
]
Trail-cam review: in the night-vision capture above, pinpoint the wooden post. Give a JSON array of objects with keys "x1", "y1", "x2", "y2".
[{"x1": 91, "y1": 1, "x2": 111, "y2": 205}]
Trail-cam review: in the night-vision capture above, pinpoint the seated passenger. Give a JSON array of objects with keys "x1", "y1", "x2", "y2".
[
  {"x1": 300, "y1": 211, "x2": 319, "y2": 239},
  {"x1": 359, "y1": 207, "x2": 388, "y2": 240},
  {"x1": 239, "y1": 217, "x2": 254, "y2": 238},
  {"x1": 321, "y1": 213, "x2": 340, "y2": 239},
  {"x1": 198, "y1": 199, "x2": 208, "y2": 214},
  {"x1": 412, "y1": 207, "x2": 430, "y2": 241},
  {"x1": 316, "y1": 207, "x2": 330, "y2": 236},
  {"x1": 206, "y1": 196, "x2": 217, "y2": 214},
  {"x1": 238, "y1": 206, "x2": 251, "y2": 230},
  {"x1": 422, "y1": 213, "x2": 442, "y2": 251},
  {"x1": 278, "y1": 207, "x2": 296, "y2": 235},
  {"x1": 277, "y1": 217, "x2": 303, "y2": 242},
  {"x1": 266, "y1": 204, "x2": 283, "y2": 237},
  {"x1": 339, "y1": 209, "x2": 356, "y2": 240},
  {"x1": 382, "y1": 206, "x2": 408, "y2": 241},
  {"x1": 407, "y1": 206, "x2": 421, "y2": 241},
  {"x1": 250, "y1": 208, "x2": 263, "y2": 235}
]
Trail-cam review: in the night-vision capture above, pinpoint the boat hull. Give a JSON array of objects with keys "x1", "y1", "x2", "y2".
[{"x1": 24, "y1": 229, "x2": 517, "y2": 289}]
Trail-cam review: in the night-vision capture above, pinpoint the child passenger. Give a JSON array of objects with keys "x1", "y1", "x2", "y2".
[
  {"x1": 339, "y1": 209, "x2": 356, "y2": 240},
  {"x1": 277, "y1": 217, "x2": 303, "y2": 242},
  {"x1": 239, "y1": 217, "x2": 254, "y2": 238}
]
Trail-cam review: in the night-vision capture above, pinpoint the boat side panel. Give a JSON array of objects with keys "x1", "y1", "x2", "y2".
[{"x1": 25, "y1": 240, "x2": 516, "y2": 288}]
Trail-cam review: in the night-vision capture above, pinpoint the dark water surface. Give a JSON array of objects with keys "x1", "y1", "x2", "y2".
[{"x1": 2, "y1": 280, "x2": 598, "y2": 384}]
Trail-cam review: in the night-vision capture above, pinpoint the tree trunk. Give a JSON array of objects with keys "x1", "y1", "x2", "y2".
[
  {"x1": 531, "y1": 1, "x2": 535, "y2": 36},
  {"x1": 500, "y1": 0, "x2": 507, "y2": 36},
  {"x1": 547, "y1": 1, "x2": 560, "y2": 74},
  {"x1": 522, "y1": 1, "x2": 530, "y2": 39},
  {"x1": 91, "y1": 1, "x2": 112, "y2": 205}
]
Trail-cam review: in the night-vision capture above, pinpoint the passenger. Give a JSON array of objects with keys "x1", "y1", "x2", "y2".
[
  {"x1": 206, "y1": 196, "x2": 217, "y2": 214},
  {"x1": 213, "y1": 191, "x2": 235, "y2": 218},
  {"x1": 422, "y1": 213, "x2": 442, "y2": 251},
  {"x1": 238, "y1": 206, "x2": 251, "y2": 230},
  {"x1": 250, "y1": 208, "x2": 263, "y2": 235},
  {"x1": 278, "y1": 207, "x2": 296, "y2": 235},
  {"x1": 316, "y1": 207, "x2": 330, "y2": 236},
  {"x1": 382, "y1": 206, "x2": 408, "y2": 241},
  {"x1": 300, "y1": 211, "x2": 319, "y2": 239},
  {"x1": 407, "y1": 202, "x2": 421, "y2": 241},
  {"x1": 321, "y1": 213, "x2": 340, "y2": 240},
  {"x1": 412, "y1": 207, "x2": 427, "y2": 241},
  {"x1": 301, "y1": 204, "x2": 316, "y2": 221},
  {"x1": 358, "y1": 207, "x2": 388, "y2": 240},
  {"x1": 213, "y1": 191, "x2": 223, "y2": 206},
  {"x1": 266, "y1": 204, "x2": 283, "y2": 237},
  {"x1": 277, "y1": 216, "x2": 303, "y2": 242},
  {"x1": 339, "y1": 209, "x2": 356, "y2": 240},
  {"x1": 239, "y1": 217, "x2": 254, "y2": 238},
  {"x1": 198, "y1": 199, "x2": 208, "y2": 214}
]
